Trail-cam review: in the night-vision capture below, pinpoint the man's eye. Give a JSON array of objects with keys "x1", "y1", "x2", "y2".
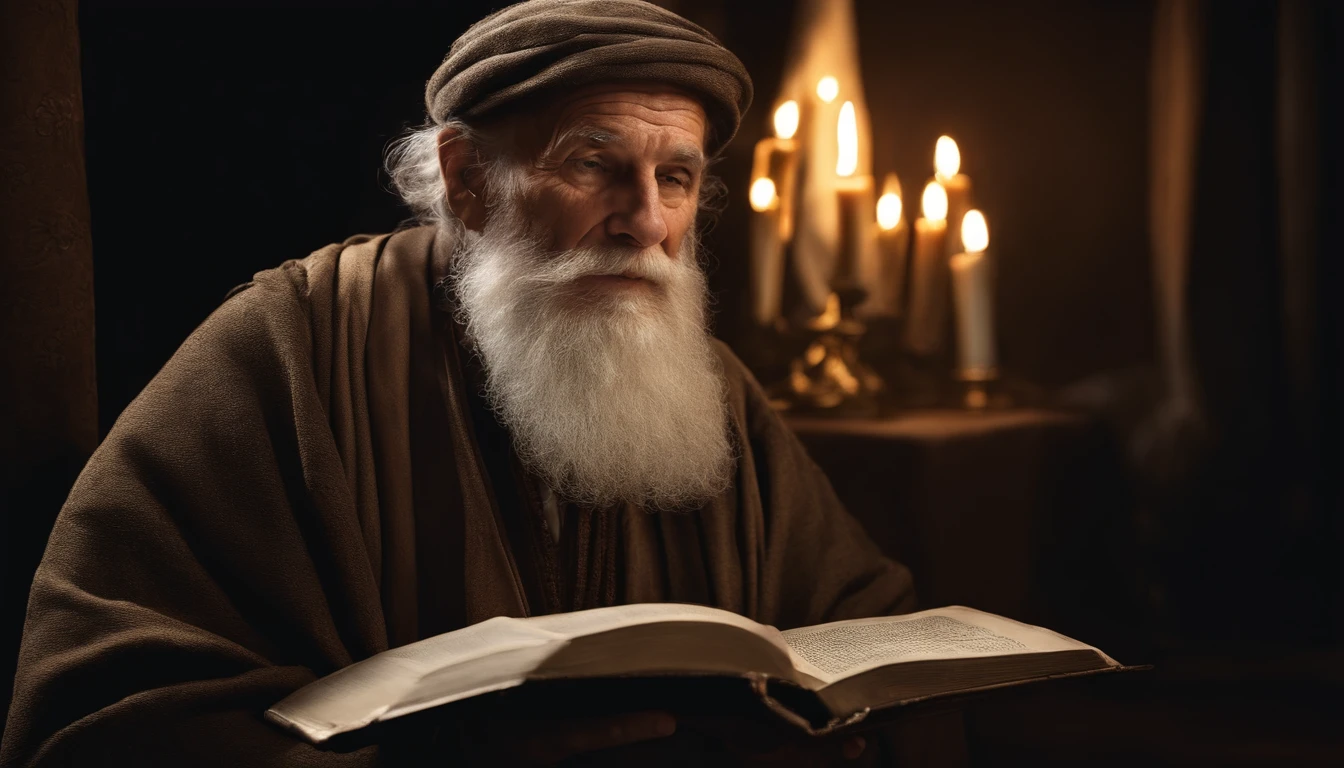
[
  {"x1": 661, "y1": 174, "x2": 689, "y2": 188},
  {"x1": 574, "y1": 158, "x2": 605, "y2": 172}
]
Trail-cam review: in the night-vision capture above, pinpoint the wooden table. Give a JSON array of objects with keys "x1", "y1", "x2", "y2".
[
  {"x1": 785, "y1": 408, "x2": 1144, "y2": 654},
  {"x1": 787, "y1": 410, "x2": 1344, "y2": 766},
  {"x1": 786, "y1": 409, "x2": 1148, "y2": 766}
]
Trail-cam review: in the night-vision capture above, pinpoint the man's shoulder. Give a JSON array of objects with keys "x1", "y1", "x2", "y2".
[
  {"x1": 709, "y1": 339, "x2": 775, "y2": 422},
  {"x1": 109, "y1": 226, "x2": 443, "y2": 437},
  {"x1": 709, "y1": 338, "x2": 748, "y2": 379},
  {"x1": 227, "y1": 226, "x2": 437, "y2": 310},
  {"x1": 164, "y1": 226, "x2": 438, "y2": 377}
]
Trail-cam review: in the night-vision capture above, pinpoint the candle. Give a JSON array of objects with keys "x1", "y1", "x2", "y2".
[
  {"x1": 950, "y1": 209, "x2": 996, "y2": 376},
  {"x1": 816, "y1": 76, "x2": 840, "y2": 104},
  {"x1": 903, "y1": 181, "x2": 950, "y2": 355},
  {"x1": 934, "y1": 135, "x2": 974, "y2": 257},
  {"x1": 867, "y1": 173, "x2": 910, "y2": 317},
  {"x1": 747, "y1": 101, "x2": 802, "y2": 325},
  {"x1": 833, "y1": 101, "x2": 874, "y2": 287}
]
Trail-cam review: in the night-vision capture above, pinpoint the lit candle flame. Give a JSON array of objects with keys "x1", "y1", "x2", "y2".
[
  {"x1": 774, "y1": 100, "x2": 800, "y2": 140},
  {"x1": 961, "y1": 209, "x2": 989, "y2": 252},
  {"x1": 934, "y1": 135, "x2": 961, "y2": 179},
  {"x1": 876, "y1": 193, "x2": 903, "y2": 231},
  {"x1": 836, "y1": 101, "x2": 858, "y2": 177},
  {"x1": 921, "y1": 181, "x2": 948, "y2": 222},
  {"x1": 749, "y1": 177, "x2": 778, "y2": 212},
  {"x1": 816, "y1": 76, "x2": 839, "y2": 104},
  {"x1": 881, "y1": 172, "x2": 903, "y2": 198}
]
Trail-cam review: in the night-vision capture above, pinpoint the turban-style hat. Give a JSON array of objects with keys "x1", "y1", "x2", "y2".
[{"x1": 425, "y1": 0, "x2": 753, "y2": 155}]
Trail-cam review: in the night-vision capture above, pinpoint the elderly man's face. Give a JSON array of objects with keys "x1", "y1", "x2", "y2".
[
  {"x1": 449, "y1": 83, "x2": 732, "y2": 509},
  {"x1": 523, "y1": 83, "x2": 708, "y2": 264}
]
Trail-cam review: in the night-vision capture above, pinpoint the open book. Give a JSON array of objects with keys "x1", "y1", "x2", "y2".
[{"x1": 267, "y1": 604, "x2": 1128, "y2": 745}]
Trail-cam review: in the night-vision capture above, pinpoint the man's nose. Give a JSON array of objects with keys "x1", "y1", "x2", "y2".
[{"x1": 607, "y1": 176, "x2": 669, "y2": 250}]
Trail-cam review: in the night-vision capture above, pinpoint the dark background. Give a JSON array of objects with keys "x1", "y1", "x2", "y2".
[
  {"x1": 80, "y1": 0, "x2": 1156, "y2": 431},
  {"x1": 4, "y1": 0, "x2": 1342, "y2": 763}
]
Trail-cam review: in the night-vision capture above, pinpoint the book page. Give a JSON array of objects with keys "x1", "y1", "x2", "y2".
[
  {"x1": 382, "y1": 616, "x2": 561, "y2": 670},
  {"x1": 524, "y1": 603, "x2": 794, "y2": 657},
  {"x1": 269, "y1": 604, "x2": 798, "y2": 743},
  {"x1": 781, "y1": 606, "x2": 1113, "y2": 684},
  {"x1": 268, "y1": 617, "x2": 561, "y2": 741}
]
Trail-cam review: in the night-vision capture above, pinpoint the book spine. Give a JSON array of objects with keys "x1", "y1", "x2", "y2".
[{"x1": 745, "y1": 673, "x2": 870, "y2": 737}]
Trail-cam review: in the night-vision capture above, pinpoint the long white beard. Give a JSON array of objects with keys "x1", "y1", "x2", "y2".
[{"x1": 449, "y1": 202, "x2": 735, "y2": 511}]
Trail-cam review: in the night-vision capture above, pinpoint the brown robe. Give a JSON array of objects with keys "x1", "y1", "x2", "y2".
[{"x1": 1, "y1": 226, "x2": 915, "y2": 766}]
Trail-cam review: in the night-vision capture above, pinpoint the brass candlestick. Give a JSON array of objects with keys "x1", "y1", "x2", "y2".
[
  {"x1": 957, "y1": 366, "x2": 1000, "y2": 410},
  {"x1": 769, "y1": 278, "x2": 885, "y2": 416}
]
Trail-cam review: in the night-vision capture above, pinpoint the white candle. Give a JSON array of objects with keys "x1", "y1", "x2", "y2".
[
  {"x1": 934, "y1": 135, "x2": 973, "y2": 258},
  {"x1": 833, "y1": 101, "x2": 874, "y2": 286},
  {"x1": 903, "y1": 180, "x2": 949, "y2": 355},
  {"x1": 747, "y1": 101, "x2": 802, "y2": 325},
  {"x1": 950, "y1": 209, "x2": 996, "y2": 376},
  {"x1": 749, "y1": 178, "x2": 785, "y2": 325},
  {"x1": 866, "y1": 173, "x2": 909, "y2": 317}
]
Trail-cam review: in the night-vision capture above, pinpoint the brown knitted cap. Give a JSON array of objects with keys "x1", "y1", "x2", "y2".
[{"x1": 425, "y1": 0, "x2": 753, "y2": 156}]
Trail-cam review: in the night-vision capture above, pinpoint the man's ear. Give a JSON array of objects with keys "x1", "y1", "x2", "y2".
[{"x1": 436, "y1": 126, "x2": 488, "y2": 232}]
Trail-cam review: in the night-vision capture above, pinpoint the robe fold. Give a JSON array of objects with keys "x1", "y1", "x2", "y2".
[{"x1": 1, "y1": 225, "x2": 915, "y2": 767}]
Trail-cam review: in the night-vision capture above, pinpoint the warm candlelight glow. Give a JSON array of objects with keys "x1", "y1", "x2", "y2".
[
  {"x1": 807, "y1": 292, "x2": 841, "y2": 331},
  {"x1": 835, "y1": 101, "x2": 858, "y2": 177},
  {"x1": 882, "y1": 172, "x2": 903, "y2": 198},
  {"x1": 961, "y1": 209, "x2": 989, "y2": 252},
  {"x1": 773, "y1": 101, "x2": 800, "y2": 140},
  {"x1": 921, "y1": 181, "x2": 949, "y2": 222},
  {"x1": 816, "y1": 76, "x2": 839, "y2": 103},
  {"x1": 749, "y1": 177, "x2": 778, "y2": 212},
  {"x1": 876, "y1": 193, "x2": 903, "y2": 231},
  {"x1": 934, "y1": 135, "x2": 961, "y2": 179}
]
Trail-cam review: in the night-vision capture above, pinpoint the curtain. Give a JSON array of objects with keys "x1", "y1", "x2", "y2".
[{"x1": 1143, "y1": 0, "x2": 1341, "y2": 650}]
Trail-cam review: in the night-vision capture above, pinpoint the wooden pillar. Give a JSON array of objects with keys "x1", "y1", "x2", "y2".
[{"x1": 0, "y1": 0, "x2": 98, "y2": 726}]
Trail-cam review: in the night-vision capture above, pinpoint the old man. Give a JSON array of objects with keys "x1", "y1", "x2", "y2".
[{"x1": 2, "y1": 0, "x2": 914, "y2": 765}]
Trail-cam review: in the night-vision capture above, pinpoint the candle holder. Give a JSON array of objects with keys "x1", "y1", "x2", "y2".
[
  {"x1": 956, "y1": 366, "x2": 1009, "y2": 410},
  {"x1": 768, "y1": 282, "x2": 885, "y2": 417}
]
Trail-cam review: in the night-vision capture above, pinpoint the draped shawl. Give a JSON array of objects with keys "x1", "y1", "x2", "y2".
[{"x1": 1, "y1": 226, "x2": 914, "y2": 766}]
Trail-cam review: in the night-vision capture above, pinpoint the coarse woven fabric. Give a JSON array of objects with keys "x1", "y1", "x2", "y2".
[
  {"x1": 425, "y1": 0, "x2": 753, "y2": 156},
  {"x1": 1, "y1": 225, "x2": 913, "y2": 766}
]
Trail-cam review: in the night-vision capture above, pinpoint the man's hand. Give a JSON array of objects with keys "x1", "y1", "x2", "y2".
[
  {"x1": 460, "y1": 710, "x2": 677, "y2": 765},
  {"x1": 677, "y1": 714, "x2": 870, "y2": 766}
]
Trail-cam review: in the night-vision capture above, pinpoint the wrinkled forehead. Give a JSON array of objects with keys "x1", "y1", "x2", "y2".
[{"x1": 504, "y1": 82, "x2": 712, "y2": 162}]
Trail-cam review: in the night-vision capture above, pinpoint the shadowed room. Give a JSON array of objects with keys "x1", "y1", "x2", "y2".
[{"x1": 2, "y1": 0, "x2": 1341, "y2": 765}]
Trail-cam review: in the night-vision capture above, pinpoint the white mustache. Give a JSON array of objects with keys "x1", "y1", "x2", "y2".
[{"x1": 526, "y1": 246, "x2": 678, "y2": 288}]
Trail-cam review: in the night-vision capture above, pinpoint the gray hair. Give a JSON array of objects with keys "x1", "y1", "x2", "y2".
[
  {"x1": 383, "y1": 117, "x2": 728, "y2": 238},
  {"x1": 385, "y1": 119, "x2": 490, "y2": 244}
]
